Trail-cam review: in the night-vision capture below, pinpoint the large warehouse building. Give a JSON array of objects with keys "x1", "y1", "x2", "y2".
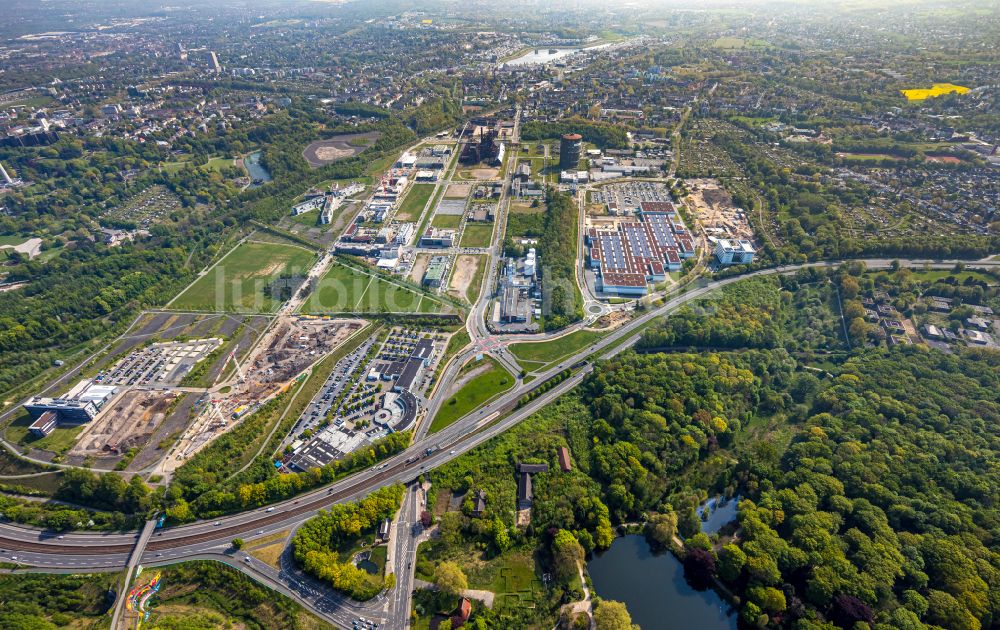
[{"x1": 586, "y1": 202, "x2": 695, "y2": 295}]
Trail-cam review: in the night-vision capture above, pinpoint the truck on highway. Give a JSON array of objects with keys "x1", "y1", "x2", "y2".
[{"x1": 424, "y1": 446, "x2": 439, "y2": 457}]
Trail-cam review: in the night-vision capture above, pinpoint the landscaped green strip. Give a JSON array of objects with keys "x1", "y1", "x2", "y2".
[
  {"x1": 508, "y1": 329, "x2": 605, "y2": 371},
  {"x1": 429, "y1": 356, "x2": 514, "y2": 434}
]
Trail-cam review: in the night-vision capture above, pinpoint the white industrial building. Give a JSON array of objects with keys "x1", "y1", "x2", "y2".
[{"x1": 714, "y1": 239, "x2": 756, "y2": 265}]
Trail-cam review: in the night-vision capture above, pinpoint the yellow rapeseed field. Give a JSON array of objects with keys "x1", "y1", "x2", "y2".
[{"x1": 901, "y1": 83, "x2": 971, "y2": 101}]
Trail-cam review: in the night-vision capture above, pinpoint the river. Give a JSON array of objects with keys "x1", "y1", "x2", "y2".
[
  {"x1": 588, "y1": 535, "x2": 736, "y2": 629},
  {"x1": 243, "y1": 151, "x2": 272, "y2": 188}
]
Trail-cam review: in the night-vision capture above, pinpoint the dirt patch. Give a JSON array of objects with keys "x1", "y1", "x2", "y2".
[
  {"x1": 926, "y1": 154, "x2": 962, "y2": 164},
  {"x1": 445, "y1": 184, "x2": 472, "y2": 198},
  {"x1": 447, "y1": 255, "x2": 479, "y2": 302},
  {"x1": 470, "y1": 168, "x2": 499, "y2": 180},
  {"x1": 302, "y1": 132, "x2": 380, "y2": 168},
  {"x1": 591, "y1": 311, "x2": 630, "y2": 330},
  {"x1": 687, "y1": 178, "x2": 755, "y2": 241},
  {"x1": 128, "y1": 392, "x2": 198, "y2": 471},
  {"x1": 409, "y1": 253, "x2": 432, "y2": 284},
  {"x1": 70, "y1": 390, "x2": 179, "y2": 458},
  {"x1": 516, "y1": 508, "x2": 532, "y2": 527}
]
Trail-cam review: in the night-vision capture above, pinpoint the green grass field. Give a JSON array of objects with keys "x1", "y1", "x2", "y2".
[
  {"x1": 160, "y1": 155, "x2": 236, "y2": 175},
  {"x1": 171, "y1": 241, "x2": 316, "y2": 312},
  {"x1": 7, "y1": 411, "x2": 86, "y2": 455},
  {"x1": 431, "y1": 213, "x2": 462, "y2": 229},
  {"x1": 429, "y1": 356, "x2": 514, "y2": 433},
  {"x1": 460, "y1": 223, "x2": 494, "y2": 248},
  {"x1": 204, "y1": 156, "x2": 236, "y2": 172},
  {"x1": 508, "y1": 329, "x2": 604, "y2": 371},
  {"x1": 0, "y1": 235, "x2": 28, "y2": 247},
  {"x1": 396, "y1": 183, "x2": 435, "y2": 220},
  {"x1": 301, "y1": 261, "x2": 445, "y2": 314}
]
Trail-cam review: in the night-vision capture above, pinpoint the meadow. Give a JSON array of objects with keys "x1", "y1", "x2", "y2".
[{"x1": 171, "y1": 241, "x2": 316, "y2": 312}]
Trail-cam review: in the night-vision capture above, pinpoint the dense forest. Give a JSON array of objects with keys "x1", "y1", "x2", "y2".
[
  {"x1": 0, "y1": 571, "x2": 116, "y2": 629},
  {"x1": 0, "y1": 560, "x2": 325, "y2": 629}
]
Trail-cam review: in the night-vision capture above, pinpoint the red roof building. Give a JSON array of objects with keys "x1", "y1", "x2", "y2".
[{"x1": 558, "y1": 447, "x2": 572, "y2": 472}]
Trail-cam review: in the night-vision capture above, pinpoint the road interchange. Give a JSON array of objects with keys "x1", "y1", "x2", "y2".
[{"x1": 1, "y1": 256, "x2": 998, "y2": 629}]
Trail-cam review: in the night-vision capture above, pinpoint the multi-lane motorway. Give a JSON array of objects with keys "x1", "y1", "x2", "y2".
[{"x1": 3, "y1": 257, "x2": 999, "y2": 629}]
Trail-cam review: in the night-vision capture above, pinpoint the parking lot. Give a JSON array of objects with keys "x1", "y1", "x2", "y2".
[
  {"x1": 592, "y1": 181, "x2": 672, "y2": 213},
  {"x1": 280, "y1": 335, "x2": 379, "y2": 453},
  {"x1": 96, "y1": 338, "x2": 223, "y2": 387},
  {"x1": 284, "y1": 328, "x2": 444, "y2": 471}
]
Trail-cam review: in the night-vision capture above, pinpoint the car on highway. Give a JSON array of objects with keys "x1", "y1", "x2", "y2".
[{"x1": 213, "y1": 521, "x2": 221, "y2": 526}]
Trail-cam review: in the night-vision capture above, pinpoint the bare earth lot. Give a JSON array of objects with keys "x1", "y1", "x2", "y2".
[
  {"x1": 70, "y1": 390, "x2": 178, "y2": 459},
  {"x1": 302, "y1": 132, "x2": 380, "y2": 168},
  {"x1": 448, "y1": 255, "x2": 480, "y2": 302},
  {"x1": 409, "y1": 253, "x2": 432, "y2": 284},
  {"x1": 445, "y1": 183, "x2": 473, "y2": 198}
]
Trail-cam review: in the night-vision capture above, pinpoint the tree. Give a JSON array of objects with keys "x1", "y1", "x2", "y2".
[
  {"x1": 645, "y1": 511, "x2": 677, "y2": 549},
  {"x1": 748, "y1": 586, "x2": 786, "y2": 614},
  {"x1": 829, "y1": 593, "x2": 874, "y2": 627},
  {"x1": 924, "y1": 590, "x2": 980, "y2": 630},
  {"x1": 435, "y1": 561, "x2": 468, "y2": 598},
  {"x1": 848, "y1": 316, "x2": 870, "y2": 342},
  {"x1": 552, "y1": 529, "x2": 584, "y2": 583},
  {"x1": 593, "y1": 600, "x2": 636, "y2": 630},
  {"x1": 683, "y1": 548, "x2": 716, "y2": 589},
  {"x1": 839, "y1": 275, "x2": 860, "y2": 300},
  {"x1": 717, "y1": 544, "x2": 747, "y2": 582},
  {"x1": 492, "y1": 517, "x2": 511, "y2": 553},
  {"x1": 439, "y1": 511, "x2": 463, "y2": 546},
  {"x1": 231, "y1": 538, "x2": 244, "y2": 550}
]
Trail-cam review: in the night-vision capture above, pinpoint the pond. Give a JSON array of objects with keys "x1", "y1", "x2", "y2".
[
  {"x1": 698, "y1": 495, "x2": 741, "y2": 534},
  {"x1": 244, "y1": 151, "x2": 272, "y2": 187},
  {"x1": 588, "y1": 535, "x2": 736, "y2": 630}
]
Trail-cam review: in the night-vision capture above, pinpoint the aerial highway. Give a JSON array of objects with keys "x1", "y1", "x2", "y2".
[{"x1": 1, "y1": 256, "x2": 998, "y2": 629}]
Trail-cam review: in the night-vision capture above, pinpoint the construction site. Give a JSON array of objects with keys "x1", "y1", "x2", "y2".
[
  {"x1": 686, "y1": 178, "x2": 755, "y2": 241},
  {"x1": 69, "y1": 389, "x2": 180, "y2": 458},
  {"x1": 156, "y1": 316, "x2": 365, "y2": 474}
]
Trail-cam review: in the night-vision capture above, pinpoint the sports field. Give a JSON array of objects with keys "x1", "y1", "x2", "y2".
[
  {"x1": 301, "y1": 261, "x2": 446, "y2": 314},
  {"x1": 171, "y1": 241, "x2": 316, "y2": 312}
]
